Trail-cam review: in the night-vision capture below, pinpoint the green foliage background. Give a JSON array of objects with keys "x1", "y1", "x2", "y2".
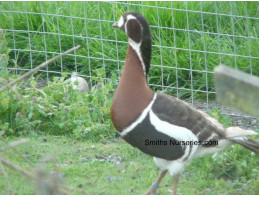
[{"x1": 0, "y1": 1, "x2": 258, "y2": 99}]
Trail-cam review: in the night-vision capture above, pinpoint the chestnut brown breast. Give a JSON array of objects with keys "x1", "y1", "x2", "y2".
[{"x1": 111, "y1": 45, "x2": 153, "y2": 132}]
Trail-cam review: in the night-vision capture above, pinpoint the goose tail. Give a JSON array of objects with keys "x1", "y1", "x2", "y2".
[{"x1": 225, "y1": 127, "x2": 259, "y2": 153}]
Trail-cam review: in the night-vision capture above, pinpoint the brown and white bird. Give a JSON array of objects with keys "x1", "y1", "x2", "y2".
[{"x1": 110, "y1": 12, "x2": 259, "y2": 195}]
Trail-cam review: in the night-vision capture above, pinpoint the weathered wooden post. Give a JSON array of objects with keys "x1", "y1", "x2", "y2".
[{"x1": 214, "y1": 65, "x2": 259, "y2": 117}]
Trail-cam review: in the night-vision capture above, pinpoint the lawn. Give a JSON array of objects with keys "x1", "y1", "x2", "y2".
[{"x1": 1, "y1": 135, "x2": 258, "y2": 195}]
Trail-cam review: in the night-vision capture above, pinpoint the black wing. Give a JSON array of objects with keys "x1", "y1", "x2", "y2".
[{"x1": 152, "y1": 93, "x2": 226, "y2": 145}]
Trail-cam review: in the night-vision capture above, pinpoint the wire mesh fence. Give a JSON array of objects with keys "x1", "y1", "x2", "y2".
[{"x1": 0, "y1": 1, "x2": 258, "y2": 119}]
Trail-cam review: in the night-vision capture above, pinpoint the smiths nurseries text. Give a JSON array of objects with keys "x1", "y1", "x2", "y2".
[{"x1": 145, "y1": 139, "x2": 218, "y2": 146}]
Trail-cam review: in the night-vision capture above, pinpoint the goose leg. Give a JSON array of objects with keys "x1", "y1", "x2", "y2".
[
  {"x1": 171, "y1": 174, "x2": 180, "y2": 195},
  {"x1": 145, "y1": 170, "x2": 168, "y2": 195}
]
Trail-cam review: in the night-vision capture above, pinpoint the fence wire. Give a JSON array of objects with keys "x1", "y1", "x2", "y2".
[{"x1": 0, "y1": 1, "x2": 258, "y2": 120}]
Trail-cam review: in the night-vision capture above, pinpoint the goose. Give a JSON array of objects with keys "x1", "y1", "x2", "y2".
[{"x1": 110, "y1": 12, "x2": 259, "y2": 194}]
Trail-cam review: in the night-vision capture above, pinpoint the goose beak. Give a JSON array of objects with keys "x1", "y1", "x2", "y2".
[{"x1": 113, "y1": 22, "x2": 119, "y2": 28}]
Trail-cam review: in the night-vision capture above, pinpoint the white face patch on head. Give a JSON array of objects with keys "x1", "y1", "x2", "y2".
[{"x1": 117, "y1": 16, "x2": 124, "y2": 28}]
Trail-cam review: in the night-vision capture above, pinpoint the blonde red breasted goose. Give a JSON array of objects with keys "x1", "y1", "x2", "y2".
[{"x1": 110, "y1": 12, "x2": 259, "y2": 195}]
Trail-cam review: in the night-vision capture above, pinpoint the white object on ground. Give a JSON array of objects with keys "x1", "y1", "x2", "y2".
[{"x1": 70, "y1": 72, "x2": 89, "y2": 93}]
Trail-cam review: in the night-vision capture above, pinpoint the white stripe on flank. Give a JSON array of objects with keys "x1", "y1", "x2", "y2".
[
  {"x1": 149, "y1": 110, "x2": 199, "y2": 161},
  {"x1": 120, "y1": 94, "x2": 157, "y2": 136},
  {"x1": 149, "y1": 110, "x2": 199, "y2": 142}
]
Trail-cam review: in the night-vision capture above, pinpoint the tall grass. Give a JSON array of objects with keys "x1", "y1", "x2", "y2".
[{"x1": 0, "y1": 1, "x2": 258, "y2": 99}]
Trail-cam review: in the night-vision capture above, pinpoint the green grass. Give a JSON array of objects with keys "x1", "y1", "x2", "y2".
[
  {"x1": 0, "y1": 1, "x2": 258, "y2": 99},
  {"x1": 0, "y1": 135, "x2": 258, "y2": 195}
]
